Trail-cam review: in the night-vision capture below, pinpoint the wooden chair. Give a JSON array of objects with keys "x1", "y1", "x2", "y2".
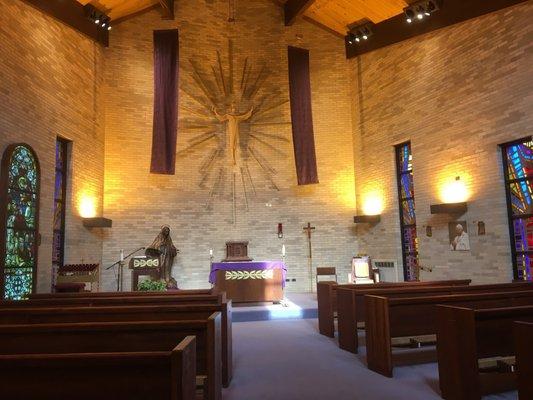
[{"x1": 316, "y1": 267, "x2": 337, "y2": 283}]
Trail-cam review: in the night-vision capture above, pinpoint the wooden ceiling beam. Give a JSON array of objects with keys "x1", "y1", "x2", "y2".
[
  {"x1": 285, "y1": 0, "x2": 316, "y2": 26},
  {"x1": 22, "y1": 0, "x2": 109, "y2": 46},
  {"x1": 159, "y1": 0, "x2": 175, "y2": 20},
  {"x1": 345, "y1": 0, "x2": 529, "y2": 58}
]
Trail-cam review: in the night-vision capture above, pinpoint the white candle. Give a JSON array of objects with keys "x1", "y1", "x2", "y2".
[
  {"x1": 282, "y1": 244, "x2": 286, "y2": 257},
  {"x1": 120, "y1": 249, "x2": 124, "y2": 262},
  {"x1": 209, "y1": 249, "x2": 213, "y2": 256}
]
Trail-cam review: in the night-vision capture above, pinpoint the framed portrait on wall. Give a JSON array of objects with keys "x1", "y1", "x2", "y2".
[{"x1": 449, "y1": 221, "x2": 470, "y2": 251}]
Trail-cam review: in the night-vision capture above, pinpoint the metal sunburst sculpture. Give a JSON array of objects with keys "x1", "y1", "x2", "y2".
[{"x1": 178, "y1": 39, "x2": 290, "y2": 224}]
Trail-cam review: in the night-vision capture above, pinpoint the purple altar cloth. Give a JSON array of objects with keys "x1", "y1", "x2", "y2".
[{"x1": 209, "y1": 261, "x2": 287, "y2": 288}]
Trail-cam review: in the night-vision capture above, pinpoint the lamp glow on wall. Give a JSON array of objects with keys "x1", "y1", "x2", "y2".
[
  {"x1": 79, "y1": 195, "x2": 97, "y2": 218},
  {"x1": 431, "y1": 176, "x2": 469, "y2": 214},
  {"x1": 354, "y1": 191, "x2": 383, "y2": 223},
  {"x1": 441, "y1": 176, "x2": 469, "y2": 204},
  {"x1": 79, "y1": 193, "x2": 112, "y2": 228}
]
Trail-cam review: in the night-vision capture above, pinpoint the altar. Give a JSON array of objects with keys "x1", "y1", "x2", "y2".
[{"x1": 209, "y1": 261, "x2": 286, "y2": 303}]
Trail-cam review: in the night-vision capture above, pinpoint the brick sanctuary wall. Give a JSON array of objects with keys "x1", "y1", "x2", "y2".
[
  {"x1": 352, "y1": 2, "x2": 533, "y2": 283},
  {"x1": 0, "y1": 1, "x2": 106, "y2": 292},
  {"x1": 102, "y1": 0, "x2": 356, "y2": 291}
]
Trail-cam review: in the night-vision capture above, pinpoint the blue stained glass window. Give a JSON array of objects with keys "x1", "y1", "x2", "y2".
[
  {"x1": 503, "y1": 138, "x2": 533, "y2": 281},
  {"x1": 396, "y1": 142, "x2": 419, "y2": 281},
  {"x1": 1, "y1": 144, "x2": 40, "y2": 300},
  {"x1": 52, "y1": 138, "x2": 68, "y2": 289}
]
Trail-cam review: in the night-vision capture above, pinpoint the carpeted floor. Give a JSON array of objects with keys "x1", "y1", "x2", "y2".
[{"x1": 223, "y1": 298, "x2": 518, "y2": 399}]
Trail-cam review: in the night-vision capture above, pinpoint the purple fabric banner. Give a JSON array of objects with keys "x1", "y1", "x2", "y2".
[
  {"x1": 150, "y1": 29, "x2": 179, "y2": 175},
  {"x1": 288, "y1": 46, "x2": 319, "y2": 185},
  {"x1": 209, "y1": 261, "x2": 287, "y2": 288}
]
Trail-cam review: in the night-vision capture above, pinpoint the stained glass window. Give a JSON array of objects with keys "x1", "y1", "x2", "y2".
[
  {"x1": 52, "y1": 138, "x2": 69, "y2": 290},
  {"x1": 1, "y1": 144, "x2": 40, "y2": 300},
  {"x1": 502, "y1": 138, "x2": 533, "y2": 281},
  {"x1": 395, "y1": 142, "x2": 419, "y2": 281}
]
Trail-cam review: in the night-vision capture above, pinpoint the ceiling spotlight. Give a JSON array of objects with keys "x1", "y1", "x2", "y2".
[
  {"x1": 348, "y1": 22, "x2": 373, "y2": 45},
  {"x1": 404, "y1": 8, "x2": 415, "y2": 23},
  {"x1": 404, "y1": 0, "x2": 441, "y2": 24},
  {"x1": 94, "y1": 18, "x2": 100, "y2": 24},
  {"x1": 107, "y1": 25, "x2": 112, "y2": 31}
]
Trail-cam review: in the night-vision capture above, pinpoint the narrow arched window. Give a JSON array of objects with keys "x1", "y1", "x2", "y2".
[{"x1": 0, "y1": 144, "x2": 40, "y2": 300}]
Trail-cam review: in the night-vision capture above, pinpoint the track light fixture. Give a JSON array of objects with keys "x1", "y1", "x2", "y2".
[
  {"x1": 347, "y1": 23, "x2": 373, "y2": 46},
  {"x1": 404, "y1": 0, "x2": 441, "y2": 24},
  {"x1": 85, "y1": 5, "x2": 112, "y2": 32}
]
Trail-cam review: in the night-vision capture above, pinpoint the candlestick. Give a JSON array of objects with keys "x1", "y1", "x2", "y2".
[
  {"x1": 282, "y1": 244, "x2": 286, "y2": 257},
  {"x1": 120, "y1": 249, "x2": 124, "y2": 262}
]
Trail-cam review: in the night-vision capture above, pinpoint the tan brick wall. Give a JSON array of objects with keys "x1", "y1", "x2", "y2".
[
  {"x1": 102, "y1": 0, "x2": 356, "y2": 291},
  {"x1": 0, "y1": 0, "x2": 106, "y2": 293},
  {"x1": 352, "y1": 2, "x2": 533, "y2": 283}
]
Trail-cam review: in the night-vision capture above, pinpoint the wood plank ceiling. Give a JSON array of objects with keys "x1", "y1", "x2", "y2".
[
  {"x1": 76, "y1": 0, "x2": 161, "y2": 21},
  {"x1": 78, "y1": 0, "x2": 408, "y2": 35},
  {"x1": 279, "y1": 0, "x2": 408, "y2": 35}
]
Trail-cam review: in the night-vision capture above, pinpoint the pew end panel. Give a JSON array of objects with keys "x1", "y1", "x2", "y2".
[
  {"x1": 365, "y1": 295, "x2": 393, "y2": 377},
  {"x1": 206, "y1": 312, "x2": 222, "y2": 400},
  {"x1": 436, "y1": 305, "x2": 480, "y2": 400},
  {"x1": 514, "y1": 321, "x2": 533, "y2": 400},
  {"x1": 222, "y1": 300, "x2": 233, "y2": 388},
  {"x1": 317, "y1": 281, "x2": 336, "y2": 337},
  {"x1": 337, "y1": 288, "x2": 358, "y2": 353},
  {"x1": 173, "y1": 336, "x2": 197, "y2": 400}
]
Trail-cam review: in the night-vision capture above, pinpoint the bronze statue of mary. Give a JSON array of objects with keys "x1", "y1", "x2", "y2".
[{"x1": 146, "y1": 225, "x2": 179, "y2": 288}]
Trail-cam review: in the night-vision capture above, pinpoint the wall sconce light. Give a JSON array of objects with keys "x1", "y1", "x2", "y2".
[
  {"x1": 83, "y1": 217, "x2": 113, "y2": 228},
  {"x1": 79, "y1": 195, "x2": 112, "y2": 228},
  {"x1": 432, "y1": 176, "x2": 469, "y2": 214},
  {"x1": 79, "y1": 196, "x2": 97, "y2": 218},
  {"x1": 354, "y1": 215, "x2": 381, "y2": 224}
]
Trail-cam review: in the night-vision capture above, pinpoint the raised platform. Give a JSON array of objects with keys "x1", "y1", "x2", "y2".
[{"x1": 232, "y1": 292, "x2": 317, "y2": 322}]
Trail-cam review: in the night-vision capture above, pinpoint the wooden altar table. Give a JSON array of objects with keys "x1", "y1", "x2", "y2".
[{"x1": 210, "y1": 261, "x2": 286, "y2": 303}]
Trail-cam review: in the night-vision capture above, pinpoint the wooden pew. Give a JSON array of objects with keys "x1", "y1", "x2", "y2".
[
  {"x1": 338, "y1": 282, "x2": 533, "y2": 353},
  {"x1": 514, "y1": 321, "x2": 533, "y2": 400},
  {"x1": 0, "y1": 302, "x2": 232, "y2": 389},
  {"x1": 0, "y1": 315, "x2": 222, "y2": 400},
  {"x1": 0, "y1": 337, "x2": 197, "y2": 400},
  {"x1": 0, "y1": 293, "x2": 232, "y2": 388},
  {"x1": 317, "y1": 279, "x2": 471, "y2": 337},
  {"x1": 1, "y1": 293, "x2": 225, "y2": 308},
  {"x1": 437, "y1": 305, "x2": 533, "y2": 400},
  {"x1": 29, "y1": 288, "x2": 215, "y2": 298},
  {"x1": 365, "y1": 290, "x2": 533, "y2": 378}
]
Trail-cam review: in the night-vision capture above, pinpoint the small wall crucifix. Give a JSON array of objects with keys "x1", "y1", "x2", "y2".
[
  {"x1": 303, "y1": 222, "x2": 316, "y2": 258},
  {"x1": 303, "y1": 222, "x2": 316, "y2": 292}
]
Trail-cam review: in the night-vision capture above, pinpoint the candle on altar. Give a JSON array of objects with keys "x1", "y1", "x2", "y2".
[
  {"x1": 120, "y1": 249, "x2": 124, "y2": 262},
  {"x1": 282, "y1": 244, "x2": 286, "y2": 257},
  {"x1": 209, "y1": 249, "x2": 213, "y2": 256}
]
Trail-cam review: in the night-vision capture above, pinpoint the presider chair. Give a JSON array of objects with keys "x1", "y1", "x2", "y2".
[
  {"x1": 316, "y1": 267, "x2": 337, "y2": 283},
  {"x1": 351, "y1": 257, "x2": 375, "y2": 284}
]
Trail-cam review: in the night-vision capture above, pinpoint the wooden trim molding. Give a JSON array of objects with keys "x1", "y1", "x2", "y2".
[
  {"x1": 345, "y1": 0, "x2": 529, "y2": 58},
  {"x1": 284, "y1": 0, "x2": 316, "y2": 26},
  {"x1": 159, "y1": 0, "x2": 175, "y2": 20},
  {"x1": 21, "y1": 0, "x2": 109, "y2": 47}
]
